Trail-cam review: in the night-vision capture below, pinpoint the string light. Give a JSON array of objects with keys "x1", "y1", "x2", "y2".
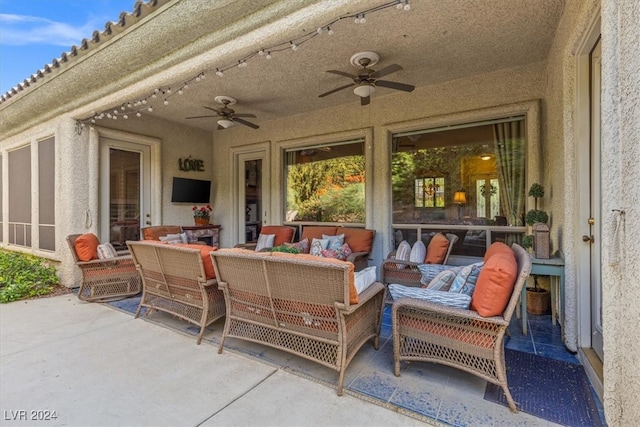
[{"x1": 76, "y1": 0, "x2": 410, "y2": 131}]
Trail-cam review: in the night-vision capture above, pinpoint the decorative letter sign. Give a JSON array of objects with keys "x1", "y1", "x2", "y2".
[{"x1": 179, "y1": 157, "x2": 205, "y2": 172}]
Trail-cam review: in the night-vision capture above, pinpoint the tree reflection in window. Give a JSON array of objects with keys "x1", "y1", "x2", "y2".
[{"x1": 415, "y1": 177, "x2": 445, "y2": 208}]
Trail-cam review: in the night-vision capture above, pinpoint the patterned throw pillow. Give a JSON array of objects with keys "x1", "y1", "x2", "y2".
[
  {"x1": 394, "y1": 240, "x2": 412, "y2": 270},
  {"x1": 255, "y1": 234, "x2": 275, "y2": 251},
  {"x1": 322, "y1": 233, "x2": 345, "y2": 251},
  {"x1": 388, "y1": 284, "x2": 472, "y2": 309},
  {"x1": 321, "y1": 242, "x2": 353, "y2": 260},
  {"x1": 284, "y1": 238, "x2": 310, "y2": 254},
  {"x1": 448, "y1": 262, "x2": 484, "y2": 296},
  {"x1": 425, "y1": 269, "x2": 457, "y2": 291},
  {"x1": 96, "y1": 243, "x2": 118, "y2": 259},
  {"x1": 418, "y1": 264, "x2": 457, "y2": 286},
  {"x1": 310, "y1": 238, "x2": 330, "y2": 256}
]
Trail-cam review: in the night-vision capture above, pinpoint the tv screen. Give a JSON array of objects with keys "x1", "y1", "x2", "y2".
[{"x1": 171, "y1": 177, "x2": 211, "y2": 203}]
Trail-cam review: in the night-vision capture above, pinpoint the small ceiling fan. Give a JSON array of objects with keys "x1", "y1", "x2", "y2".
[
  {"x1": 186, "y1": 96, "x2": 259, "y2": 129},
  {"x1": 319, "y1": 51, "x2": 415, "y2": 106}
]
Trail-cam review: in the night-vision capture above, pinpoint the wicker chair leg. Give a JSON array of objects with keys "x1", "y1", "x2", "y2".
[
  {"x1": 502, "y1": 385, "x2": 518, "y2": 413},
  {"x1": 134, "y1": 301, "x2": 143, "y2": 318},
  {"x1": 337, "y1": 370, "x2": 345, "y2": 396}
]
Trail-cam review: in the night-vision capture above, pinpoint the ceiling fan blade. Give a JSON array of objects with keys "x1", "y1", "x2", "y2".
[
  {"x1": 375, "y1": 80, "x2": 415, "y2": 92},
  {"x1": 232, "y1": 113, "x2": 257, "y2": 118},
  {"x1": 319, "y1": 83, "x2": 355, "y2": 98},
  {"x1": 370, "y1": 64, "x2": 403, "y2": 79},
  {"x1": 185, "y1": 115, "x2": 217, "y2": 119},
  {"x1": 203, "y1": 106, "x2": 222, "y2": 114},
  {"x1": 360, "y1": 96, "x2": 370, "y2": 106},
  {"x1": 326, "y1": 70, "x2": 358, "y2": 79},
  {"x1": 233, "y1": 117, "x2": 260, "y2": 129}
]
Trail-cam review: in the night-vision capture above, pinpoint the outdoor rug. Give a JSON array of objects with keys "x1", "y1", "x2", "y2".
[{"x1": 484, "y1": 348, "x2": 603, "y2": 426}]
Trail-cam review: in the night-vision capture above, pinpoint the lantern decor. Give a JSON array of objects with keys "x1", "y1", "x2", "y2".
[{"x1": 193, "y1": 205, "x2": 212, "y2": 226}]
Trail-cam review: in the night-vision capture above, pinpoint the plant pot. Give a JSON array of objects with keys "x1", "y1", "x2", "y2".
[
  {"x1": 194, "y1": 217, "x2": 210, "y2": 226},
  {"x1": 526, "y1": 287, "x2": 550, "y2": 315}
]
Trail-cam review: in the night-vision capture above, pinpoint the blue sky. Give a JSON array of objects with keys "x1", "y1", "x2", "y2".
[{"x1": 0, "y1": 0, "x2": 134, "y2": 95}]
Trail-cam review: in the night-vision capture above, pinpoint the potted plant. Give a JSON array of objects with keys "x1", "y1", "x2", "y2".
[
  {"x1": 524, "y1": 183, "x2": 550, "y2": 314},
  {"x1": 193, "y1": 205, "x2": 212, "y2": 226}
]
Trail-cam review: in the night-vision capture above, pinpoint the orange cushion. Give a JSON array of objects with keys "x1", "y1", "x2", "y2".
[
  {"x1": 143, "y1": 226, "x2": 182, "y2": 241},
  {"x1": 470, "y1": 252, "x2": 518, "y2": 317},
  {"x1": 425, "y1": 233, "x2": 449, "y2": 264},
  {"x1": 270, "y1": 252, "x2": 358, "y2": 304},
  {"x1": 301, "y1": 226, "x2": 338, "y2": 242},
  {"x1": 483, "y1": 241, "x2": 514, "y2": 262},
  {"x1": 342, "y1": 228, "x2": 374, "y2": 253},
  {"x1": 74, "y1": 233, "x2": 100, "y2": 261},
  {"x1": 175, "y1": 244, "x2": 217, "y2": 280},
  {"x1": 260, "y1": 226, "x2": 295, "y2": 246}
]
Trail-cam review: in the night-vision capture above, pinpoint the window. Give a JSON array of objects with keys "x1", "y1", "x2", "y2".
[
  {"x1": 39, "y1": 137, "x2": 56, "y2": 251},
  {"x1": 285, "y1": 140, "x2": 365, "y2": 223},
  {"x1": 415, "y1": 177, "x2": 445, "y2": 208},
  {"x1": 8, "y1": 146, "x2": 31, "y2": 246}
]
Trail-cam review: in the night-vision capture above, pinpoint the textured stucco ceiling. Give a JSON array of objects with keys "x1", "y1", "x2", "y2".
[{"x1": 0, "y1": 0, "x2": 565, "y2": 135}]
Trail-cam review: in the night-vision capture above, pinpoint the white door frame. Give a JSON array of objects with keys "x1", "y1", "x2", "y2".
[
  {"x1": 230, "y1": 142, "x2": 271, "y2": 245},
  {"x1": 97, "y1": 128, "x2": 161, "y2": 241}
]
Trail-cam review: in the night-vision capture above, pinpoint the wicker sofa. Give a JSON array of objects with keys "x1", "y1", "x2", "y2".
[
  {"x1": 127, "y1": 241, "x2": 225, "y2": 344},
  {"x1": 210, "y1": 248, "x2": 386, "y2": 395}
]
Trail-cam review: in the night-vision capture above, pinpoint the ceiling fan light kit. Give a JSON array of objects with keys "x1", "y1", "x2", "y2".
[
  {"x1": 217, "y1": 119, "x2": 234, "y2": 128},
  {"x1": 353, "y1": 83, "x2": 375, "y2": 98},
  {"x1": 185, "y1": 95, "x2": 259, "y2": 130}
]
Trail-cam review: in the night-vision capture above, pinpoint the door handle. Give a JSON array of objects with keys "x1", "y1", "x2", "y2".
[
  {"x1": 582, "y1": 235, "x2": 594, "y2": 243},
  {"x1": 146, "y1": 221, "x2": 152, "y2": 225}
]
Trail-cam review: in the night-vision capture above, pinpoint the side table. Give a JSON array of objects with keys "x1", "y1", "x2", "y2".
[{"x1": 519, "y1": 253, "x2": 565, "y2": 336}]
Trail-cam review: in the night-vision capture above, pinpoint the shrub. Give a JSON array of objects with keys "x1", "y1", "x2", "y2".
[
  {"x1": 0, "y1": 250, "x2": 59, "y2": 303},
  {"x1": 271, "y1": 245, "x2": 301, "y2": 254}
]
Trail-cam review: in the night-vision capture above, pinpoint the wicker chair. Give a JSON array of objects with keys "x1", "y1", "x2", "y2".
[
  {"x1": 127, "y1": 241, "x2": 225, "y2": 344},
  {"x1": 391, "y1": 243, "x2": 531, "y2": 413},
  {"x1": 66, "y1": 234, "x2": 142, "y2": 302}
]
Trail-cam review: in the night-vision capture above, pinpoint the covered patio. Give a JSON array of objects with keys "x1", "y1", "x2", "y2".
[{"x1": 1, "y1": 1, "x2": 639, "y2": 425}]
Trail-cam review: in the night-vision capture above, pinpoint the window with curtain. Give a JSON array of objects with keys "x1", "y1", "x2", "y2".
[
  {"x1": 392, "y1": 117, "x2": 526, "y2": 226},
  {"x1": 285, "y1": 140, "x2": 365, "y2": 223}
]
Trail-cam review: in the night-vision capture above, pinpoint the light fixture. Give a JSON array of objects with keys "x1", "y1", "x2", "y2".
[
  {"x1": 353, "y1": 83, "x2": 375, "y2": 98},
  {"x1": 454, "y1": 190, "x2": 467, "y2": 221},
  {"x1": 481, "y1": 154, "x2": 491, "y2": 160},
  {"x1": 217, "y1": 119, "x2": 234, "y2": 129}
]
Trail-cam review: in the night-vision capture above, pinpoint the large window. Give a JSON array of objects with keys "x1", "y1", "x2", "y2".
[
  {"x1": 285, "y1": 140, "x2": 365, "y2": 223},
  {"x1": 392, "y1": 118, "x2": 526, "y2": 256}
]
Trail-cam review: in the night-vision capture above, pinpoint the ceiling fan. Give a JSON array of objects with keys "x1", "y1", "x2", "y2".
[
  {"x1": 186, "y1": 96, "x2": 259, "y2": 129},
  {"x1": 319, "y1": 51, "x2": 415, "y2": 106}
]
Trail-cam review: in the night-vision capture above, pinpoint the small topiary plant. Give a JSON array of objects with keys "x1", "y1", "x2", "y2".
[
  {"x1": 0, "y1": 250, "x2": 59, "y2": 303},
  {"x1": 521, "y1": 235, "x2": 534, "y2": 250},
  {"x1": 525, "y1": 183, "x2": 549, "y2": 226}
]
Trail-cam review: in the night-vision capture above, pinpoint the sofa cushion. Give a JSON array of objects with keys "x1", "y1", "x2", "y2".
[
  {"x1": 448, "y1": 262, "x2": 484, "y2": 295},
  {"x1": 409, "y1": 240, "x2": 427, "y2": 263},
  {"x1": 388, "y1": 284, "x2": 472, "y2": 309},
  {"x1": 321, "y1": 243, "x2": 352, "y2": 261},
  {"x1": 159, "y1": 234, "x2": 184, "y2": 244},
  {"x1": 310, "y1": 238, "x2": 330, "y2": 256},
  {"x1": 322, "y1": 233, "x2": 345, "y2": 251},
  {"x1": 417, "y1": 263, "x2": 452, "y2": 286},
  {"x1": 96, "y1": 243, "x2": 118, "y2": 259},
  {"x1": 175, "y1": 244, "x2": 218, "y2": 280},
  {"x1": 74, "y1": 233, "x2": 100, "y2": 261},
  {"x1": 260, "y1": 226, "x2": 295, "y2": 246},
  {"x1": 341, "y1": 228, "x2": 375, "y2": 253},
  {"x1": 425, "y1": 232, "x2": 449, "y2": 264},
  {"x1": 271, "y1": 252, "x2": 357, "y2": 304},
  {"x1": 471, "y1": 252, "x2": 518, "y2": 316},
  {"x1": 301, "y1": 226, "x2": 338, "y2": 242},
  {"x1": 426, "y1": 269, "x2": 457, "y2": 291},
  {"x1": 355, "y1": 266, "x2": 377, "y2": 294},
  {"x1": 143, "y1": 226, "x2": 182, "y2": 241}
]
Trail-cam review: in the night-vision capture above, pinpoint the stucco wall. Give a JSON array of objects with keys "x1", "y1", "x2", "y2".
[{"x1": 600, "y1": 1, "x2": 640, "y2": 424}]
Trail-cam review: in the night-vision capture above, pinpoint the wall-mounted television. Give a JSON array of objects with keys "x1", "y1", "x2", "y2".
[{"x1": 171, "y1": 177, "x2": 211, "y2": 203}]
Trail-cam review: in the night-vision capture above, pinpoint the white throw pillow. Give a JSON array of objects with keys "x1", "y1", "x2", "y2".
[
  {"x1": 394, "y1": 240, "x2": 411, "y2": 269},
  {"x1": 96, "y1": 243, "x2": 118, "y2": 259},
  {"x1": 159, "y1": 234, "x2": 182, "y2": 244},
  {"x1": 355, "y1": 266, "x2": 377, "y2": 294},
  {"x1": 427, "y1": 270, "x2": 457, "y2": 291},
  {"x1": 255, "y1": 234, "x2": 275, "y2": 251},
  {"x1": 409, "y1": 240, "x2": 427, "y2": 263}
]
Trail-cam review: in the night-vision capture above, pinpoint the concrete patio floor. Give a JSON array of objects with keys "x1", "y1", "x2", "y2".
[{"x1": 0, "y1": 294, "x2": 432, "y2": 427}]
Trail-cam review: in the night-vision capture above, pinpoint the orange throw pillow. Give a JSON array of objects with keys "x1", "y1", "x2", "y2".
[
  {"x1": 176, "y1": 244, "x2": 218, "y2": 280},
  {"x1": 425, "y1": 233, "x2": 449, "y2": 264},
  {"x1": 471, "y1": 252, "x2": 518, "y2": 317},
  {"x1": 483, "y1": 241, "x2": 514, "y2": 262},
  {"x1": 260, "y1": 226, "x2": 295, "y2": 246},
  {"x1": 74, "y1": 233, "x2": 100, "y2": 261},
  {"x1": 342, "y1": 228, "x2": 374, "y2": 253}
]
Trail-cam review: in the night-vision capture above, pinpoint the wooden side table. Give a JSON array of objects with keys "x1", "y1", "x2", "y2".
[
  {"x1": 519, "y1": 253, "x2": 565, "y2": 336},
  {"x1": 182, "y1": 225, "x2": 221, "y2": 247}
]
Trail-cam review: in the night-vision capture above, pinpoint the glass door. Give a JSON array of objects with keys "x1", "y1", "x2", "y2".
[
  {"x1": 100, "y1": 138, "x2": 151, "y2": 250},
  {"x1": 235, "y1": 149, "x2": 269, "y2": 244}
]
